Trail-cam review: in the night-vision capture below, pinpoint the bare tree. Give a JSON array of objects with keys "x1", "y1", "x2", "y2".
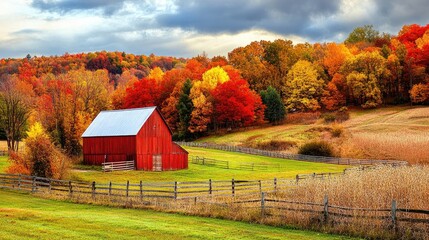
[{"x1": 0, "y1": 76, "x2": 33, "y2": 152}]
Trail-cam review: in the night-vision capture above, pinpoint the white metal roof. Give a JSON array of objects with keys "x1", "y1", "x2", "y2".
[{"x1": 81, "y1": 106, "x2": 157, "y2": 137}]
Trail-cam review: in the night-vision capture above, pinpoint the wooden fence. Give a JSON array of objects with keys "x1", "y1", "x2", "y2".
[
  {"x1": 0, "y1": 173, "x2": 297, "y2": 199},
  {"x1": 234, "y1": 193, "x2": 429, "y2": 227},
  {"x1": 192, "y1": 156, "x2": 285, "y2": 171},
  {"x1": 102, "y1": 161, "x2": 135, "y2": 172},
  {"x1": 177, "y1": 142, "x2": 408, "y2": 166},
  {"x1": 1, "y1": 172, "x2": 428, "y2": 237}
]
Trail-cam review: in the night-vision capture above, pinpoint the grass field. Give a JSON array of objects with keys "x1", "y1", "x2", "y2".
[
  {"x1": 0, "y1": 189, "x2": 357, "y2": 240},
  {"x1": 196, "y1": 106, "x2": 429, "y2": 164},
  {"x1": 71, "y1": 146, "x2": 347, "y2": 183},
  {"x1": 0, "y1": 156, "x2": 8, "y2": 173}
]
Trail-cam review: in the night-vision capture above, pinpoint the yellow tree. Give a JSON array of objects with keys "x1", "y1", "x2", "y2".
[
  {"x1": 283, "y1": 60, "x2": 325, "y2": 111},
  {"x1": 147, "y1": 67, "x2": 165, "y2": 83}
]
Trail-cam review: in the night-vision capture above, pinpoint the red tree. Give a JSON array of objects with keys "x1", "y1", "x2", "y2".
[
  {"x1": 212, "y1": 78, "x2": 265, "y2": 128},
  {"x1": 123, "y1": 78, "x2": 160, "y2": 108}
]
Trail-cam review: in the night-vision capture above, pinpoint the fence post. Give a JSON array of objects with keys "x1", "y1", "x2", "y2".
[
  {"x1": 68, "y1": 181, "x2": 73, "y2": 198},
  {"x1": 232, "y1": 178, "x2": 235, "y2": 197},
  {"x1": 323, "y1": 195, "x2": 329, "y2": 223},
  {"x1": 48, "y1": 179, "x2": 52, "y2": 193},
  {"x1": 91, "y1": 181, "x2": 96, "y2": 199},
  {"x1": 126, "y1": 180, "x2": 129, "y2": 199},
  {"x1": 261, "y1": 192, "x2": 265, "y2": 218},
  {"x1": 274, "y1": 178, "x2": 277, "y2": 192},
  {"x1": 139, "y1": 180, "x2": 143, "y2": 201},
  {"x1": 108, "y1": 181, "x2": 112, "y2": 196},
  {"x1": 209, "y1": 179, "x2": 212, "y2": 195},
  {"x1": 391, "y1": 200, "x2": 397, "y2": 229},
  {"x1": 32, "y1": 177, "x2": 36, "y2": 193},
  {"x1": 18, "y1": 174, "x2": 21, "y2": 190},
  {"x1": 174, "y1": 181, "x2": 178, "y2": 199}
]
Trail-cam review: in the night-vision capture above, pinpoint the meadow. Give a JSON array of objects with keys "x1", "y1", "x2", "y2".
[
  {"x1": 70, "y1": 146, "x2": 346, "y2": 183},
  {"x1": 197, "y1": 106, "x2": 429, "y2": 164},
  {"x1": 0, "y1": 189, "x2": 358, "y2": 240}
]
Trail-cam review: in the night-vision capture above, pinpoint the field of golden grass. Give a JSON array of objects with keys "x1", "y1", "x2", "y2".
[{"x1": 198, "y1": 106, "x2": 429, "y2": 164}]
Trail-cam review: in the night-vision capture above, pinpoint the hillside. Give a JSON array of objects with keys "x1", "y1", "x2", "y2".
[{"x1": 197, "y1": 106, "x2": 429, "y2": 164}]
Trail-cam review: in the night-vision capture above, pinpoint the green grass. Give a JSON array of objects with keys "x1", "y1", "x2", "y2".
[
  {"x1": 0, "y1": 189, "x2": 358, "y2": 240},
  {"x1": 0, "y1": 156, "x2": 9, "y2": 173},
  {"x1": 71, "y1": 146, "x2": 347, "y2": 183}
]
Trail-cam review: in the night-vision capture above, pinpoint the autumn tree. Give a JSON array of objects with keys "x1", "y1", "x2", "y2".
[
  {"x1": 22, "y1": 122, "x2": 69, "y2": 179},
  {"x1": 323, "y1": 43, "x2": 352, "y2": 77},
  {"x1": 321, "y1": 82, "x2": 346, "y2": 111},
  {"x1": 410, "y1": 83, "x2": 429, "y2": 104},
  {"x1": 346, "y1": 72, "x2": 382, "y2": 108},
  {"x1": 212, "y1": 79, "x2": 264, "y2": 128},
  {"x1": 260, "y1": 86, "x2": 285, "y2": 124},
  {"x1": 189, "y1": 67, "x2": 230, "y2": 133},
  {"x1": 0, "y1": 76, "x2": 34, "y2": 152},
  {"x1": 176, "y1": 79, "x2": 193, "y2": 140},
  {"x1": 123, "y1": 78, "x2": 160, "y2": 108},
  {"x1": 283, "y1": 60, "x2": 325, "y2": 111}
]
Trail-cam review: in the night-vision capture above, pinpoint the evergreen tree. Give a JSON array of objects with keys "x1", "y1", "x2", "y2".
[
  {"x1": 177, "y1": 79, "x2": 193, "y2": 140},
  {"x1": 260, "y1": 86, "x2": 285, "y2": 124}
]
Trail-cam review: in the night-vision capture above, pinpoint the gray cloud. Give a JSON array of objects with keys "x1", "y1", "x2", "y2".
[
  {"x1": 157, "y1": 0, "x2": 341, "y2": 38},
  {"x1": 31, "y1": 0, "x2": 128, "y2": 15}
]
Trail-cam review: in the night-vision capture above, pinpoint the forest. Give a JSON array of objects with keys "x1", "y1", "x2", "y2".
[{"x1": 1, "y1": 23, "x2": 429, "y2": 159}]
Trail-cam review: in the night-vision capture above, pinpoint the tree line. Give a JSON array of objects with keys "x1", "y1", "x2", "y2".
[{"x1": 1, "y1": 23, "x2": 429, "y2": 159}]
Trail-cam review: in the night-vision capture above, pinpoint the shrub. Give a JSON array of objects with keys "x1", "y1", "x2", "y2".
[
  {"x1": 298, "y1": 141, "x2": 334, "y2": 157},
  {"x1": 253, "y1": 140, "x2": 296, "y2": 151},
  {"x1": 335, "y1": 107, "x2": 350, "y2": 122},
  {"x1": 330, "y1": 124, "x2": 344, "y2": 138},
  {"x1": 321, "y1": 113, "x2": 336, "y2": 123},
  {"x1": 6, "y1": 122, "x2": 71, "y2": 179}
]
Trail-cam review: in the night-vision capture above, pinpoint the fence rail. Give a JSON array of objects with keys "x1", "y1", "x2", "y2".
[
  {"x1": 102, "y1": 161, "x2": 135, "y2": 172},
  {"x1": 192, "y1": 156, "x2": 286, "y2": 171},
  {"x1": 1, "y1": 172, "x2": 428, "y2": 237},
  {"x1": 177, "y1": 142, "x2": 408, "y2": 166}
]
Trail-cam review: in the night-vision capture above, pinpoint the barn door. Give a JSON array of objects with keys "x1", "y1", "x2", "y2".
[{"x1": 153, "y1": 154, "x2": 162, "y2": 171}]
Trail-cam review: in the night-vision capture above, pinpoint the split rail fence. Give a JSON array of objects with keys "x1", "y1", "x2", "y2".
[
  {"x1": 1, "y1": 172, "x2": 428, "y2": 235},
  {"x1": 178, "y1": 142, "x2": 408, "y2": 166}
]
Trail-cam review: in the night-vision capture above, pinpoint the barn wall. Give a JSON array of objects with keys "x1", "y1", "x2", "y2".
[
  {"x1": 83, "y1": 136, "x2": 136, "y2": 165},
  {"x1": 135, "y1": 110, "x2": 188, "y2": 170}
]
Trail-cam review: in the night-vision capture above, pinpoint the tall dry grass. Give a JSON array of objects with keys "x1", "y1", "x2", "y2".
[
  {"x1": 351, "y1": 133, "x2": 429, "y2": 164},
  {"x1": 277, "y1": 165, "x2": 429, "y2": 239}
]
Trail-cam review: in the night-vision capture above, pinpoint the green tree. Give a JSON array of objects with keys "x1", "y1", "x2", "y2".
[
  {"x1": 283, "y1": 60, "x2": 325, "y2": 111},
  {"x1": 260, "y1": 86, "x2": 285, "y2": 124},
  {"x1": 177, "y1": 79, "x2": 193, "y2": 140},
  {"x1": 345, "y1": 25, "x2": 380, "y2": 44}
]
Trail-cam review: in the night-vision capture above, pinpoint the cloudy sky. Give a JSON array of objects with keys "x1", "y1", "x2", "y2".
[{"x1": 1, "y1": 0, "x2": 429, "y2": 58}]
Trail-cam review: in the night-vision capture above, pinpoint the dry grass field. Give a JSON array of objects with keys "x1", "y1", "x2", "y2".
[
  {"x1": 344, "y1": 106, "x2": 429, "y2": 164},
  {"x1": 198, "y1": 106, "x2": 429, "y2": 164}
]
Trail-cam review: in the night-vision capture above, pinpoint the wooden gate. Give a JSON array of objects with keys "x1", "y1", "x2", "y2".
[{"x1": 153, "y1": 154, "x2": 162, "y2": 171}]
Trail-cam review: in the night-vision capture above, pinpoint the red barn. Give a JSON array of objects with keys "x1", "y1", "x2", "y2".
[{"x1": 81, "y1": 106, "x2": 188, "y2": 171}]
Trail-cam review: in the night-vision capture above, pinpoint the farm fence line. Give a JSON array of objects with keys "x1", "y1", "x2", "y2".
[
  {"x1": 1, "y1": 172, "x2": 428, "y2": 238},
  {"x1": 177, "y1": 142, "x2": 408, "y2": 166}
]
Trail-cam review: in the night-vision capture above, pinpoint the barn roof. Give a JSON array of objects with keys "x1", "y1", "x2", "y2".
[{"x1": 82, "y1": 106, "x2": 157, "y2": 137}]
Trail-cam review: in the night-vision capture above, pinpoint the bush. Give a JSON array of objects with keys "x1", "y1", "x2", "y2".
[
  {"x1": 253, "y1": 140, "x2": 296, "y2": 151},
  {"x1": 298, "y1": 141, "x2": 334, "y2": 157},
  {"x1": 330, "y1": 124, "x2": 344, "y2": 138},
  {"x1": 335, "y1": 107, "x2": 350, "y2": 122},
  {"x1": 321, "y1": 113, "x2": 336, "y2": 123},
  {"x1": 6, "y1": 122, "x2": 71, "y2": 179}
]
